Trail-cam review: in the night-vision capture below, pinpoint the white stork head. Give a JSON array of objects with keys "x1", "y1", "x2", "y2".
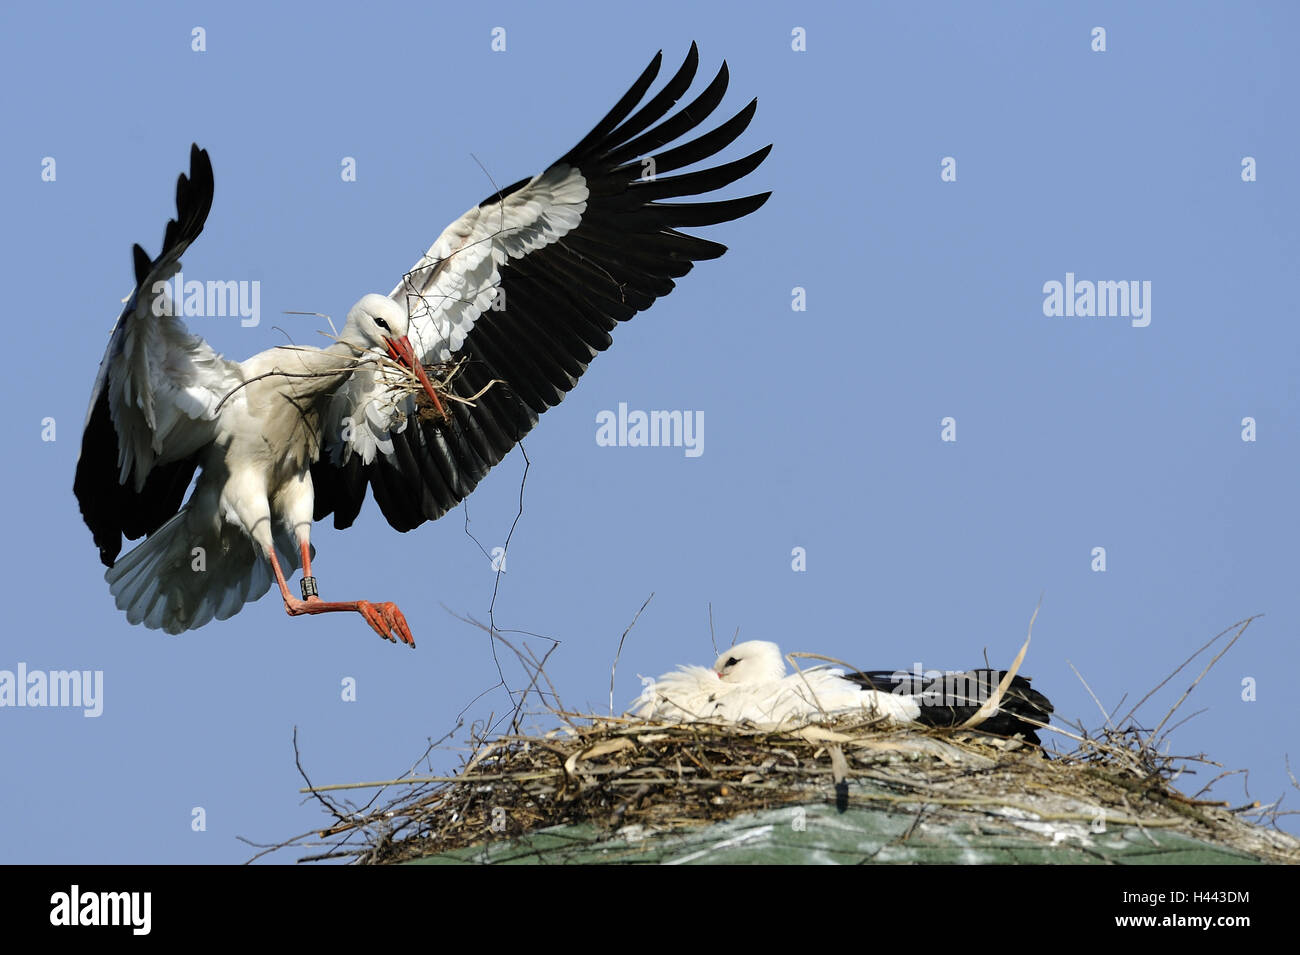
[
  {"x1": 343, "y1": 293, "x2": 440, "y2": 406},
  {"x1": 714, "y1": 640, "x2": 788, "y2": 684},
  {"x1": 344, "y1": 293, "x2": 413, "y2": 352}
]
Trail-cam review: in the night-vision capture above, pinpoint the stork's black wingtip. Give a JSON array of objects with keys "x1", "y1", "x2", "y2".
[
  {"x1": 184, "y1": 143, "x2": 214, "y2": 188},
  {"x1": 131, "y1": 243, "x2": 152, "y2": 286}
]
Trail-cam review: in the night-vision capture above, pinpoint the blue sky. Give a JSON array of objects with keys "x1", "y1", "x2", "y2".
[{"x1": 1, "y1": 1, "x2": 1296, "y2": 863}]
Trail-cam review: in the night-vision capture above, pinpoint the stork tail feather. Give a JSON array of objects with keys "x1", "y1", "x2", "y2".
[{"x1": 104, "y1": 507, "x2": 301, "y2": 634}]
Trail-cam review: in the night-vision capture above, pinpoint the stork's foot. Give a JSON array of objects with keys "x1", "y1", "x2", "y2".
[
  {"x1": 281, "y1": 594, "x2": 416, "y2": 649},
  {"x1": 268, "y1": 551, "x2": 416, "y2": 649},
  {"x1": 355, "y1": 600, "x2": 416, "y2": 648}
]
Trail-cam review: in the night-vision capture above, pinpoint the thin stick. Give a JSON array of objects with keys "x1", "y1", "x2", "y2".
[
  {"x1": 1067, "y1": 659, "x2": 1112, "y2": 729},
  {"x1": 282, "y1": 310, "x2": 338, "y2": 338},
  {"x1": 1118, "y1": 615, "x2": 1260, "y2": 727},
  {"x1": 1145, "y1": 617, "x2": 1255, "y2": 746},
  {"x1": 609, "y1": 593, "x2": 655, "y2": 716}
]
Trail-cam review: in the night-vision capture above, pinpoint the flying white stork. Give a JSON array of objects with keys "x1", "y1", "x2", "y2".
[
  {"x1": 74, "y1": 45, "x2": 770, "y2": 647},
  {"x1": 634, "y1": 641, "x2": 1054, "y2": 743}
]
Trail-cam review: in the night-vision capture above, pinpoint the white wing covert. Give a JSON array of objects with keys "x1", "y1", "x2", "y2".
[{"x1": 312, "y1": 45, "x2": 771, "y2": 534}]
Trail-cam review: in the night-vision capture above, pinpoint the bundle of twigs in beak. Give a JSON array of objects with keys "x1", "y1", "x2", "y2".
[{"x1": 372, "y1": 351, "x2": 505, "y2": 427}]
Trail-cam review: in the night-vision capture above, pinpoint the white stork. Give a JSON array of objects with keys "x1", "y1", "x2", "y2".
[
  {"x1": 634, "y1": 641, "x2": 1054, "y2": 743},
  {"x1": 74, "y1": 46, "x2": 771, "y2": 646}
]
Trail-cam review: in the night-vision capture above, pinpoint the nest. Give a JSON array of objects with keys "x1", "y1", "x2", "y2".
[
  {"x1": 271, "y1": 712, "x2": 1299, "y2": 865},
  {"x1": 255, "y1": 614, "x2": 1299, "y2": 865}
]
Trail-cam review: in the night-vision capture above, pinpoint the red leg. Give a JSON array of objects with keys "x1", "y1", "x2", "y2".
[{"x1": 267, "y1": 547, "x2": 415, "y2": 648}]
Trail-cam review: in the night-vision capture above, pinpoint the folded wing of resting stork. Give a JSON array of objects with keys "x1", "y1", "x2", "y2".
[
  {"x1": 74, "y1": 44, "x2": 771, "y2": 646},
  {"x1": 633, "y1": 640, "x2": 1054, "y2": 743}
]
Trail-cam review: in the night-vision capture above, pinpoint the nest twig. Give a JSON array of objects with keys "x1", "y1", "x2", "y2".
[{"x1": 253, "y1": 612, "x2": 1298, "y2": 865}]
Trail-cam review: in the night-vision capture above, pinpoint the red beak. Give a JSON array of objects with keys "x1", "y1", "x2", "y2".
[{"x1": 385, "y1": 335, "x2": 445, "y2": 418}]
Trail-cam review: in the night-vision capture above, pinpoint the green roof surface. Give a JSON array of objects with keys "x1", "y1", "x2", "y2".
[{"x1": 409, "y1": 800, "x2": 1270, "y2": 865}]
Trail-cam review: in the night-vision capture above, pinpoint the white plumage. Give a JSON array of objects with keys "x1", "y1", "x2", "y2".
[
  {"x1": 633, "y1": 640, "x2": 923, "y2": 728},
  {"x1": 331, "y1": 164, "x2": 590, "y2": 465},
  {"x1": 75, "y1": 46, "x2": 771, "y2": 647},
  {"x1": 92, "y1": 293, "x2": 436, "y2": 640}
]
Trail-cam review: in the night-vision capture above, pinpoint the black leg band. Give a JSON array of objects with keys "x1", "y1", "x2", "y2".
[{"x1": 301, "y1": 576, "x2": 319, "y2": 600}]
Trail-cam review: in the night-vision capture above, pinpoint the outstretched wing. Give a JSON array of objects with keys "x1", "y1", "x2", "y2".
[
  {"x1": 314, "y1": 44, "x2": 771, "y2": 532},
  {"x1": 75, "y1": 144, "x2": 244, "y2": 567}
]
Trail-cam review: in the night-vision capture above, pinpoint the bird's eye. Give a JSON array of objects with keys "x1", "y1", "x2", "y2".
[
  {"x1": 375, "y1": 318, "x2": 390, "y2": 331},
  {"x1": 724, "y1": 657, "x2": 739, "y2": 668}
]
